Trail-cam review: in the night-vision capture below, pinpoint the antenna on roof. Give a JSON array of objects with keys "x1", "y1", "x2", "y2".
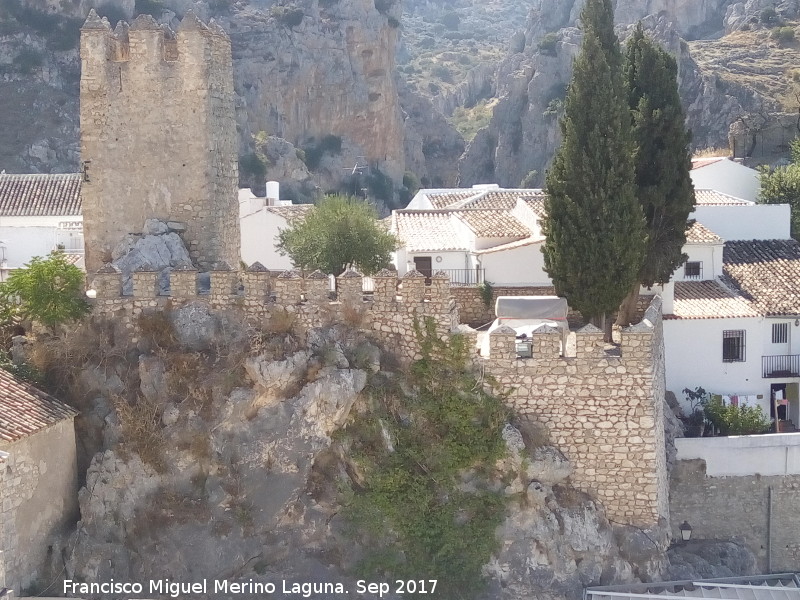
[{"x1": 342, "y1": 156, "x2": 368, "y2": 176}]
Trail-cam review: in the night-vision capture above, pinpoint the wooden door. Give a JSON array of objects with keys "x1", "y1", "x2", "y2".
[{"x1": 413, "y1": 256, "x2": 433, "y2": 281}]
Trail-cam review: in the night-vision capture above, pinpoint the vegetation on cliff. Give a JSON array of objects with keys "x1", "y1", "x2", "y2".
[
  {"x1": 338, "y1": 319, "x2": 511, "y2": 598},
  {"x1": 759, "y1": 138, "x2": 800, "y2": 239}
]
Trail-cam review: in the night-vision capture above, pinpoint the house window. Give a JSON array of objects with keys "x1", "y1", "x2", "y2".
[
  {"x1": 722, "y1": 330, "x2": 746, "y2": 362},
  {"x1": 684, "y1": 261, "x2": 702, "y2": 279},
  {"x1": 772, "y1": 322, "x2": 789, "y2": 344}
]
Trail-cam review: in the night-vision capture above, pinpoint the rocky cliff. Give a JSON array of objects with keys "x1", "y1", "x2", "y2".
[
  {"x1": 0, "y1": 0, "x2": 464, "y2": 196},
  {"x1": 456, "y1": 0, "x2": 790, "y2": 187}
]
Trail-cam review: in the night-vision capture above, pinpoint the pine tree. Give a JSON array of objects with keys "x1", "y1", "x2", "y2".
[
  {"x1": 542, "y1": 0, "x2": 646, "y2": 336},
  {"x1": 617, "y1": 23, "x2": 695, "y2": 325}
]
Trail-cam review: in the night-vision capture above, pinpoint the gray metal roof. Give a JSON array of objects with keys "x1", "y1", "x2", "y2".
[{"x1": 586, "y1": 574, "x2": 800, "y2": 600}]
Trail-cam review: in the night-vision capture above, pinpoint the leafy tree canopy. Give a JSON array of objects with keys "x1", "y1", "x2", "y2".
[
  {"x1": 276, "y1": 194, "x2": 398, "y2": 276},
  {"x1": 0, "y1": 251, "x2": 90, "y2": 332},
  {"x1": 759, "y1": 138, "x2": 800, "y2": 239},
  {"x1": 542, "y1": 0, "x2": 646, "y2": 329},
  {"x1": 625, "y1": 23, "x2": 695, "y2": 288}
]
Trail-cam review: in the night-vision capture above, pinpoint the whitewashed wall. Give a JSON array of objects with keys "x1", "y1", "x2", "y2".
[
  {"x1": 692, "y1": 204, "x2": 790, "y2": 241},
  {"x1": 676, "y1": 433, "x2": 800, "y2": 476},
  {"x1": 691, "y1": 160, "x2": 761, "y2": 202}
]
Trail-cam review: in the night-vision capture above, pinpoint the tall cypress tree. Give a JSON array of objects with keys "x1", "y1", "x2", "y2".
[
  {"x1": 542, "y1": 0, "x2": 646, "y2": 336},
  {"x1": 617, "y1": 23, "x2": 695, "y2": 325}
]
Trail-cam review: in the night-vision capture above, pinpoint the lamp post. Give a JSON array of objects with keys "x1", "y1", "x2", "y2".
[{"x1": 679, "y1": 520, "x2": 692, "y2": 542}]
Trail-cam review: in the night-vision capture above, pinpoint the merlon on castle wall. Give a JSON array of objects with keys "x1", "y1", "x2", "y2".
[{"x1": 90, "y1": 265, "x2": 668, "y2": 527}]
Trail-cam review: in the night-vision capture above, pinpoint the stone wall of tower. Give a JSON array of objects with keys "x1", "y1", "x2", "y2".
[{"x1": 79, "y1": 10, "x2": 239, "y2": 273}]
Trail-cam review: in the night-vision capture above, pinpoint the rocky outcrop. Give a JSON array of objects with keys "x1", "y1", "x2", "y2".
[
  {"x1": 229, "y1": 0, "x2": 405, "y2": 184},
  {"x1": 109, "y1": 219, "x2": 193, "y2": 295},
  {"x1": 458, "y1": 0, "x2": 777, "y2": 187}
]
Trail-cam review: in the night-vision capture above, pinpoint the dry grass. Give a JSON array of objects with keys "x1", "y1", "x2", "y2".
[
  {"x1": 114, "y1": 394, "x2": 166, "y2": 472},
  {"x1": 688, "y1": 24, "x2": 800, "y2": 109},
  {"x1": 138, "y1": 309, "x2": 178, "y2": 350}
]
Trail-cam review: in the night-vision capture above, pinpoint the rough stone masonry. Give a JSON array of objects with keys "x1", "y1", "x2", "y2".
[{"x1": 79, "y1": 10, "x2": 239, "y2": 274}]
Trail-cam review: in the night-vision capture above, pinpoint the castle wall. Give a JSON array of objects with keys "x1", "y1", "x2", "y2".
[
  {"x1": 89, "y1": 267, "x2": 667, "y2": 527},
  {"x1": 475, "y1": 298, "x2": 669, "y2": 526},
  {"x1": 670, "y1": 459, "x2": 800, "y2": 572},
  {"x1": 79, "y1": 11, "x2": 239, "y2": 273}
]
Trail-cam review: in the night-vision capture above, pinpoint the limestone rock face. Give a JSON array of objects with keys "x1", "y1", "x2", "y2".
[
  {"x1": 458, "y1": 1, "x2": 775, "y2": 188},
  {"x1": 230, "y1": 0, "x2": 405, "y2": 183},
  {"x1": 666, "y1": 540, "x2": 758, "y2": 579},
  {"x1": 111, "y1": 220, "x2": 193, "y2": 295}
]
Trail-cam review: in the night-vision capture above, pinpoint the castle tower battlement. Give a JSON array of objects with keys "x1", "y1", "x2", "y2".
[{"x1": 80, "y1": 9, "x2": 239, "y2": 274}]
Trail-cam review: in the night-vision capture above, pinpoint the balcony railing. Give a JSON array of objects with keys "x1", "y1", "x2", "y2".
[
  {"x1": 433, "y1": 268, "x2": 485, "y2": 286},
  {"x1": 762, "y1": 354, "x2": 800, "y2": 378}
]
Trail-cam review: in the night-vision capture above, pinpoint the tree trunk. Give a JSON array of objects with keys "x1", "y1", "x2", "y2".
[{"x1": 615, "y1": 282, "x2": 640, "y2": 327}]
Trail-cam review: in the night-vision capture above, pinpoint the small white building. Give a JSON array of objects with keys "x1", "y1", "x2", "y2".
[
  {"x1": 690, "y1": 156, "x2": 761, "y2": 202},
  {"x1": 392, "y1": 185, "x2": 549, "y2": 285},
  {"x1": 239, "y1": 181, "x2": 313, "y2": 271},
  {"x1": 691, "y1": 189, "x2": 790, "y2": 241},
  {"x1": 0, "y1": 173, "x2": 84, "y2": 276}
]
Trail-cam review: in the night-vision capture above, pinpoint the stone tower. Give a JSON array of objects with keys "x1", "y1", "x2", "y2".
[{"x1": 79, "y1": 10, "x2": 239, "y2": 273}]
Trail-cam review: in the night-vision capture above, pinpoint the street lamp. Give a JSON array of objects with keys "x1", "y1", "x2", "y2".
[{"x1": 679, "y1": 520, "x2": 693, "y2": 541}]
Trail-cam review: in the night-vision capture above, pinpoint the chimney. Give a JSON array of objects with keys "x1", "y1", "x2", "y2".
[{"x1": 266, "y1": 180, "x2": 280, "y2": 206}]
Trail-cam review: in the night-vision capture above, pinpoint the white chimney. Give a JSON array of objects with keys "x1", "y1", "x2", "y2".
[{"x1": 266, "y1": 180, "x2": 280, "y2": 206}]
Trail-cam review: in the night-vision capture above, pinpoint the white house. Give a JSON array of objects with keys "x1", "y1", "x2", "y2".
[
  {"x1": 690, "y1": 156, "x2": 761, "y2": 202},
  {"x1": 401, "y1": 184, "x2": 798, "y2": 428},
  {"x1": 392, "y1": 185, "x2": 549, "y2": 285},
  {"x1": 690, "y1": 189, "x2": 790, "y2": 241},
  {"x1": 239, "y1": 181, "x2": 313, "y2": 271},
  {"x1": 0, "y1": 173, "x2": 84, "y2": 276}
]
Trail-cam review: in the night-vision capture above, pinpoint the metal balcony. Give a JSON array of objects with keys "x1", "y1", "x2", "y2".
[{"x1": 762, "y1": 354, "x2": 800, "y2": 378}]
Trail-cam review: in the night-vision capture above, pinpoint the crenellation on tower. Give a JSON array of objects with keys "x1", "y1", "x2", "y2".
[{"x1": 80, "y1": 9, "x2": 239, "y2": 274}]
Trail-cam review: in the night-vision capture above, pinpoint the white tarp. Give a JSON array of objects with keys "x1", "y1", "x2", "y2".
[{"x1": 494, "y1": 296, "x2": 568, "y2": 321}]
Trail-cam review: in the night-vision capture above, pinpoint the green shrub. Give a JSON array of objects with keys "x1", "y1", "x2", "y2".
[
  {"x1": 13, "y1": 48, "x2": 43, "y2": 73},
  {"x1": 95, "y1": 2, "x2": 127, "y2": 25},
  {"x1": 387, "y1": 15, "x2": 399, "y2": 28},
  {"x1": 771, "y1": 26, "x2": 795, "y2": 43},
  {"x1": 340, "y1": 319, "x2": 510, "y2": 599},
  {"x1": 760, "y1": 7, "x2": 778, "y2": 25},
  {"x1": 703, "y1": 395, "x2": 771, "y2": 436},
  {"x1": 301, "y1": 135, "x2": 342, "y2": 170},
  {"x1": 538, "y1": 32, "x2": 559, "y2": 56},
  {"x1": 134, "y1": 0, "x2": 164, "y2": 17},
  {"x1": 270, "y1": 5, "x2": 304, "y2": 27},
  {"x1": 477, "y1": 281, "x2": 493, "y2": 309},
  {"x1": 364, "y1": 167, "x2": 394, "y2": 202},
  {"x1": 238, "y1": 152, "x2": 267, "y2": 180},
  {"x1": 439, "y1": 11, "x2": 459, "y2": 30},
  {"x1": 373, "y1": 0, "x2": 393, "y2": 14}
]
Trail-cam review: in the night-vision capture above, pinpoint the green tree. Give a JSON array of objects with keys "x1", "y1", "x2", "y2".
[
  {"x1": 0, "y1": 251, "x2": 90, "y2": 332},
  {"x1": 617, "y1": 24, "x2": 695, "y2": 325},
  {"x1": 542, "y1": 0, "x2": 646, "y2": 338},
  {"x1": 277, "y1": 194, "x2": 397, "y2": 276},
  {"x1": 759, "y1": 138, "x2": 800, "y2": 239}
]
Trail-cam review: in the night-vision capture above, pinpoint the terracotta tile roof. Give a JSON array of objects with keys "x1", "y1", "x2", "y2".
[
  {"x1": 265, "y1": 204, "x2": 314, "y2": 223},
  {"x1": 690, "y1": 157, "x2": 728, "y2": 170},
  {"x1": 0, "y1": 173, "x2": 82, "y2": 217},
  {"x1": 421, "y1": 188, "x2": 547, "y2": 211},
  {"x1": 723, "y1": 239, "x2": 800, "y2": 316},
  {"x1": 0, "y1": 369, "x2": 77, "y2": 444},
  {"x1": 457, "y1": 189, "x2": 546, "y2": 211},
  {"x1": 694, "y1": 189, "x2": 752, "y2": 206},
  {"x1": 393, "y1": 211, "x2": 468, "y2": 252},
  {"x1": 685, "y1": 220, "x2": 723, "y2": 244},
  {"x1": 666, "y1": 280, "x2": 759, "y2": 320},
  {"x1": 455, "y1": 209, "x2": 530, "y2": 238},
  {"x1": 521, "y1": 196, "x2": 547, "y2": 218},
  {"x1": 426, "y1": 191, "x2": 478, "y2": 209}
]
